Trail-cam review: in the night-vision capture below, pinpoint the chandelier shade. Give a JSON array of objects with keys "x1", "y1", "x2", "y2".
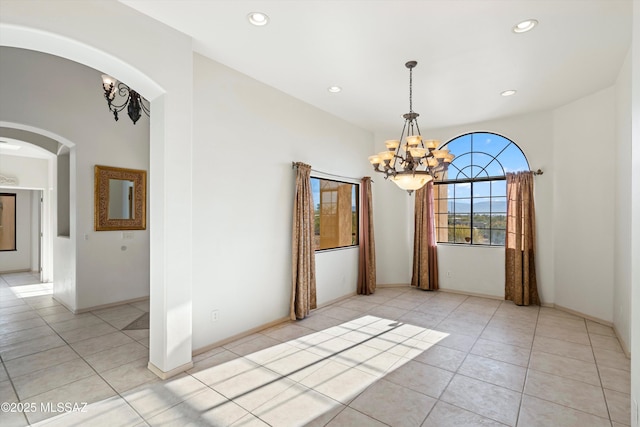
[
  {"x1": 101, "y1": 75, "x2": 150, "y2": 124},
  {"x1": 368, "y1": 61, "x2": 454, "y2": 194},
  {"x1": 391, "y1": 173, "x2": 433, "y2": 191}
]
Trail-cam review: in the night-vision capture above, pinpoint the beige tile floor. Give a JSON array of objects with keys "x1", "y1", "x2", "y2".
[{"x1": 0, "y1": 272, "x2": 632, "y2": 426}]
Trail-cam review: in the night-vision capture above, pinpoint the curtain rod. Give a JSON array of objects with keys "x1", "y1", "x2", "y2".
[
  {"x1": 291, "y1": 161, "x2": 372, "y2": 182},
  {"x1": 294, "y1": 162, "x2": 539, "y2": 180}
]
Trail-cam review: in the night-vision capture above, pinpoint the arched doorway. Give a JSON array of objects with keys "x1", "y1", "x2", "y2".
[
  {"x1": 0, "y1": 7, "x2": 194, "y2": 376},
  {"x1": 0, "y1": 125, "x2": 64, "y2": 284}
]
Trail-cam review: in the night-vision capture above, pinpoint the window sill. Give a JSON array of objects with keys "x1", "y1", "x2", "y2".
[
  {"x1": 437, "y1": 243, "x2": 505, "y2": 248},
  {"x1": 315, "y1": 245, "x2": 359, "y2": 254}
]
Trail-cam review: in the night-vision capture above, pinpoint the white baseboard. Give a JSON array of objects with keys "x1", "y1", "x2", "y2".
[
  {"x1": 192, "y1": 291, "x2": 357, "y2": 357},
  {"x1": 192, "y1": 315, "x2": 290, "y2": 357},
  {"x1": 148, "y1": 360, "x2": 193, "y2": 380},
  {"x1": 541, "y1": 303, "x2": 631, "y2": 360},
  {"x1": 73, "y1": 296, "x2": 149, "y2": 314},
  {"x1": 438, "y1": 287, "x2": 504, "y2": 300},
  {"x1": 612, "y1": 324, "x2": 632, "y2": 359},
  {"x1": 194, "y1": 286, "x2": 631, "y2": 362},
  {"x1": 0, "y1": 268, "x2": 31, "y2": 274},
  {"x1": 378, "y1": 283, "x2": 411, "y2": 288}
]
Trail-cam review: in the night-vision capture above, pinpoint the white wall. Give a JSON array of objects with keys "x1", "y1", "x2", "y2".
[
  {"x1": 0, "y1": 189, "x2": 31, "y2": 272},
  {"x1": 630, "y1": 2, "x2": 639, "y2": 425},
  {"x1": 371, "y1": 136, "x2": 415, "y2": 286},
  {"x1": 30, "y1": 190, "x2": 40, "y2": 273},
  {"x1": 55, "y1": 148, "x2": 75, "y2": 309},
  {"x1": 190, "y1": 55, "x2": 372, "y2": 350},
  {"x1": 0, "y1": 47, "x2": 150, "y2": 309},
  {"x1": 614, "y1": 50, "x2": 632, "y2": 351},
  {"x1": 0, "y1": 155, "x2": 48, "y2": 188},
  {"x1": 437, "y1": 245, "x2": 504, "y2": 298},
  {"x1": 553, "y1": 88, "x2": 616, "y2": 322}
]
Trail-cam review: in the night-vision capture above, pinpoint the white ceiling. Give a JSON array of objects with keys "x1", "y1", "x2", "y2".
[
  {"x1": 125, "y1": 1, "x2": 629, "y2": 136},
  {"x1": 0, "y1": 138, "x2": 52, "y2": 159}
]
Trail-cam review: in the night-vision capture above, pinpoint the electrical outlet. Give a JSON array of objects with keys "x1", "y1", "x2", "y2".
[
  {"x1": 446, "y1": 271, "x2": 452, "y2": 278},
  {"x1": 211, "y1": 310, "x2": 220, "y2": 322}
]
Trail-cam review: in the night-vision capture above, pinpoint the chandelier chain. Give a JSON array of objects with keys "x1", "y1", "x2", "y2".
[
  {"x1": 409, "y1": 66, "x2": 413, "y2": 113},
  {"x1": 368, "y1": 60, "x2": 455, "y2": 194}
]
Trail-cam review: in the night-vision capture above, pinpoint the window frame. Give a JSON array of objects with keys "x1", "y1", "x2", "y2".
[
  {"x1": 310, "y1": 176, "x2": 360, "y2": 252},
  {"x1": 433, "y1": 132, "x2": 529, "y2": 247},
  {"x1": 0, "y1": 193, "x2": 17, "y2": 251}
]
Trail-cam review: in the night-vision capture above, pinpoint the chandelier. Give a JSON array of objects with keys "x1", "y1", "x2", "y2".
[
  {"x1": 101, "y1": 75, "x2": 150, "y2": 125},
  {"x1": 368, "y1": 61, "x2": 454, "y2": 194}
]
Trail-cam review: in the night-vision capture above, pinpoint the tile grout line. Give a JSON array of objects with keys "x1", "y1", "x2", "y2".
[
  {"x1": 517, "y1": 300, "x2": 542, "y2": 426},
  {"x1": 1, "y1": 276, "x2": 152, "y2": 425},
  {"x1": 420, "y1": 292, "x2": 479, "y2": 426},
  {"x1": 443, "y1": 298, "x2": 530, "y2": 427},
  {"x1": 523, "y1": 312, "x2": 616, "y2": 425},
  {"x1": 587, "y1": 315, "x2": 616, "y2": 426},
  {"x1": 2, "y1": 278, "x2": 630, "y2": 426},
  {"x1": 0, "y1": 355, "x2": 30, "y2": 425}
]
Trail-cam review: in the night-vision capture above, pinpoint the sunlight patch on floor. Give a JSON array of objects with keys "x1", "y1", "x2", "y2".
[
  {"x1": 154, "y1": 315, "x2": 450, "y2": 425},
  {"x1": 9, "y1": 282, "x2": 53, "y2": 298}
]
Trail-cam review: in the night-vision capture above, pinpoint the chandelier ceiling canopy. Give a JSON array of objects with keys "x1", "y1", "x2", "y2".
[{"x1": 368, "y1": 61, "x2": 454, "y2": 194}]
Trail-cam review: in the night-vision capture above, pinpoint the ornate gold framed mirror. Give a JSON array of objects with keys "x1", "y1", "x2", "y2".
[{"x1": 94, "y1": 165, "x2": 146, "y2": 231}]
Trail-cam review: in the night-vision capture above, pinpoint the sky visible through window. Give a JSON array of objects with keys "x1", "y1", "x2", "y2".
[
  {"x1": 435, "y1": 132, "x2": 529, "y2": 245},
  {"x1": 443, "y1": 132, "x2": 529, "y2": 185}
]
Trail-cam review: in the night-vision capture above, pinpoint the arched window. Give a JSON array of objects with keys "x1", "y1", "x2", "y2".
[{"x1": 434, "y1": 132, "x2": 529, "y2": 245}]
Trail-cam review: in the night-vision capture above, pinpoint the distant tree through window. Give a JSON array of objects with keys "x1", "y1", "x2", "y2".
[{"x1": 434, "y1": 132, "x2": 529, "y2": 246}]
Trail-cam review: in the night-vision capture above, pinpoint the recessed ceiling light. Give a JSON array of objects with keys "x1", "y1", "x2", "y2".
[
  {"x1": 513, "y1": 19, "x2": 538, "y2": 33},
  {"x1": 0, "y1": 141, "x2": 20, "y2": 150},
  {"x1": 327, "y1": 86, "x2": 342, "y2": 93},
  {"x1": 501, "y1": 90, "x2": 517, "y2": 97},
  {"x1": 247, "y1": 12, "x2": 269, "y2": 26}
]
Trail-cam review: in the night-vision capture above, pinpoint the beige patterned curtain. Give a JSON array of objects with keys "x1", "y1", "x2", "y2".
[
  {"x1": 290, "y1": 162, "x2": 317, "y2": 320},
  {"x1": 412, "y1": 181, "x2": 438, "y2": 290},
  {"x1": 357, "y1": 177, "x2": 376, "y2": 295},
  {"x1": 505, "y1": 171, "x2": 540, "y2": 305}
]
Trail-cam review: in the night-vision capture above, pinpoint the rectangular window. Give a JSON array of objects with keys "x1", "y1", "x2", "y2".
[
  {"x1": 311, "y1": 177, "x2": 359, "y2": 251},
  {"x1": 434, "y1": 180, "x2": 506, "y2": 246},
  {"x1": 0, "y1": 193, "x2": 17, "y2": 251}
]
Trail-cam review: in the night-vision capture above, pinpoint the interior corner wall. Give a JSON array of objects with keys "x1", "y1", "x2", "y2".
[
  {"x1": 54, "y1": 148, "x2": 76, "y2": 310},
  {"x1": 30, "y1": 190, "x2": 40, "y2": 273},
  {"x1": 0, "y1": 47, "x2": 150, "y2": 310},
  {"x1": 553, "y1": 87, "x2": 616, "y2": 322},
  {"x1": 614, "y1": 49, "x2": 632, "y2": 351},
  {"x1": 190, "y1": 53, "x2": 373, "y2": 350},
  {"x1": 630, "y1": 1, "x2": 640, "y2": 425},
  {"x1": 371, "y1": 135, "x2": 414, "y2": 286}
]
